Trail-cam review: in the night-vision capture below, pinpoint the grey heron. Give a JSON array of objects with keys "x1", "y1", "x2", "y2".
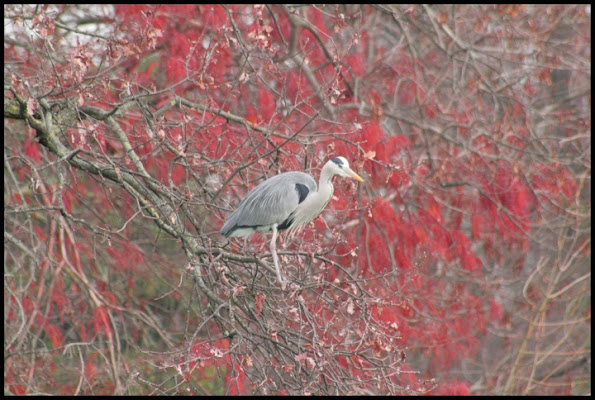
[{"x1": 221, "y1": 157, "x2": 363, "y2": 285}]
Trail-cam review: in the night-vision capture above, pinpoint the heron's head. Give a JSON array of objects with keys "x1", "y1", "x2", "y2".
[{"x1": 327, "y1": 157, "x2": 364, "y2": 182}]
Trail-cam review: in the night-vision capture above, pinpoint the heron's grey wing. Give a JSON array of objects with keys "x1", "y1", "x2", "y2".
[
  {"x1": 233, "y1": 172, "x2": 316, "y2": 227},
  {"x1": 221, "y1": 171, "x2": 316, "y2": 236}
]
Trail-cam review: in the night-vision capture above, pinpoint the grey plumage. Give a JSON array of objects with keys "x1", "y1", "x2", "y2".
[
  {"x1": 221, "y1": 156, "x2": 363, "y2": 285},
  {"x1": 221, "y1": 171, "x2": 317, "y2": 238}
]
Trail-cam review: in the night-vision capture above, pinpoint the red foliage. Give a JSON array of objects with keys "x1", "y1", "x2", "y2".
[
  {"x1": 24, "y1": 136, "x2": 42, "y2": 165},
  {"x1": 254, "y1": 292, "x2": 266, "y2": 316},
  {"x1": 370, "y1": 133, "x2": 411, "y2": 187},
  {"x1": 85, "y1": 352, "x2": 99, "y2": 384},
  {"x1": 360, "y1": 121, "x2": 385, "y2": 152},
  {"x1": 45, "y1": 324, "x2": 64, "y2": 348},
  {"x1": 93, "y1": 306, "x2": 113, "y2": 339},
  {"x1": 431, "y1": 380, "x2": 471, "y2": 395},
  {"x1": 177, "y1": 338, "x2": 247, "y2": 395},
  {"x1": 258, "y1": 88, "x2": 276, "y2": 122},
  {"x1": 4, "y1": 4, "x2": 589, "y2": 396}
]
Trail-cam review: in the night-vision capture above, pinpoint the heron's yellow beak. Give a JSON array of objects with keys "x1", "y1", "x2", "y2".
[{"x1": 347, "y1": 168, "x2": 364, "y2": 182}]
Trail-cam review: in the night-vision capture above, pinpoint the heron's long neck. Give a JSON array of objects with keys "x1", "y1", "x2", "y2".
[
  {"x1": 315, "y1": 164, "x2": 335, "y2": 206},
  {"x1": 290, "y1": 165, "x2": 335, "y2": 229}
]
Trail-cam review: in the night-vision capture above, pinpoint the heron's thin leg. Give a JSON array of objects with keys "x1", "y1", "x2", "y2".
[{"x1": 270, "y1": 225, "x2": 285, "y2": 285}]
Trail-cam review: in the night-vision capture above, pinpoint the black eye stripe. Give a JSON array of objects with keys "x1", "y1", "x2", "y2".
[{"x1": 331, "y1": 157, "x2": 344, "y2": 166}]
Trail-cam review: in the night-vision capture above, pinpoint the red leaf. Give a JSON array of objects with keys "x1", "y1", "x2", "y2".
[
  {"x1": 359, "y1": 122, "x2": 385, "y2": 152},
  {"x1": 489, "y1": 299, "x2": 503, "y2": 322},
  {"x1": 51, "y1": 282, "x2": 68, "y2": 325},
  {"x1": 368, "y1": 232, "x2": 391, "y2": 274},
  {"x1": 85, "y1": 359, "x2": 98, "y2": 383},
  {"x1": 85, "y1": 351, "x2": 99, "y2": 383},
  {"x1": 471, "y1": 214, "x2": 483, "y2": 240},
  {"x1": 62, "y1": 190, "x2": 73, "y2": 214},
  {"x1": 431, "y1": 380, "x2": 471, "y2": 395},
  {"x1": 395, "y1": 248, "x2": 412, "y2": 270},
  {"x1": 345, "y1": 54, "x2": 365, "y2": 77},
  {"x1": 45, "y1": 324, "x2": 64, "y2": 348},
  {"x1": 399, "y1": 362, "x2": 420, "y2": 387},
  {"x1": 8, "y1": 384, "x2": 27, "y2": 395},
  {"x1": 399, "y1": 80, "x2": 418, "y2": 106},
  {"x1": 24, "y1": 137, "x2": 42, "y2": 165},
  {"x1": 258, "y1": 88, "x2": 275, "y2": 121},
  {"x1": 255, "y1": 292, "x2": 266, "y2": 316},
  {"x1": 93, "y1": 306, "x2": 112, "y2": 339},
  {"x1": 427, "y1": 196, "x2": 443, "y2": 224},
  {"x1": 79, "y1": 324, "x2": 87, "y2": 342},
  {"x1": 463, "y1": 254, "x2": 482, "y2": 272}
]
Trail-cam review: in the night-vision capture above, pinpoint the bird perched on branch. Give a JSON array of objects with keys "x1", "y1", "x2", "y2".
[{"x1": 221, "y1": 157, "x2": 363, "y2": 285}]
